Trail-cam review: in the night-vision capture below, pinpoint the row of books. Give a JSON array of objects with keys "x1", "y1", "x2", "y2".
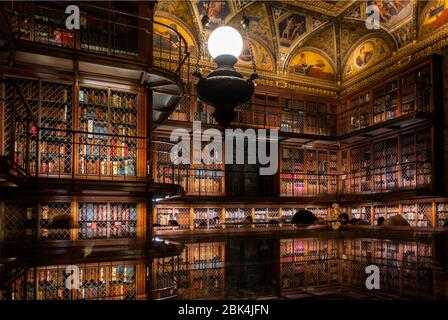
[
  {"x1": 79, "y1": 90, "x2": 137, "y2": 108},
  {"x1": 78, "y1": 203, "x2": 137, "y2": 222},
  {"x1": 80, "y1": 158, "x2": 137, "y2": 176}
]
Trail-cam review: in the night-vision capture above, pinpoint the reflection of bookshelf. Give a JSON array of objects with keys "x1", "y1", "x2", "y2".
[
  {"x1": 169, "y1": 242, "x2": 225, "y2": 299},
  {"x1": 30, "y1": 262, "x2": 136, "y2": 300},
  {"x1": 78, "y1": 202, "x2": 137, "y2": 239},
  {"x1": 78, "y1": 87, "x2": 138, "y2": 177},
  {"x1": 280, "y1": 239, "x2": 338, "y2": 290}
]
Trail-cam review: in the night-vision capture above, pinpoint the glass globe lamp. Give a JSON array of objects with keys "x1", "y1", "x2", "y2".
[{"x1": 194, "y1": 26, "x2": 256, "y2": 127}]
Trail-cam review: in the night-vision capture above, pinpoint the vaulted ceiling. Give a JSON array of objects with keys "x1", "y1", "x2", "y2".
[{"x1": 155, "y1": 1, "x2": 448, "y2": 86}]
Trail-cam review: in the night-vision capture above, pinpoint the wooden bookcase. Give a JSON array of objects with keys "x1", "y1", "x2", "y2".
[
  {"x1": 3, "y1": 77, "x2": 143, "y2": 180},
  {"x1": 78, "y1": 87, "x2": 139, "y2": 178},
  {"x1": 338, "y1": 59, "x2": 437, "y2": 136},
  {"x1": 280, "y1": 145, "x2": 337, "y2": 196},
  {"x1": 340, "y1": 126, "x2": 433, "y2": 194}
]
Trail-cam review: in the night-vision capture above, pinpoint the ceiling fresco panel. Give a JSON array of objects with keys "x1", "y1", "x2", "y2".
[
  {"x1": 420, "y1": 0, "x2": 448, "y2": 37},
  {"x1": 288, "y1": 49, "x2": 336, "y2": 82},
  {"x1": 343, "y1": 37, "x2": 392, "y2": 80}
]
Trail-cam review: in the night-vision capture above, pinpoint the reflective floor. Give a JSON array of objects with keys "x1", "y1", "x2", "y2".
[
  {"x1": 3, "y1": 234, "x2": 448, "y2": 300},
  {"x1": 153, "y1": 236, "x2": 441, "y2": 300}
]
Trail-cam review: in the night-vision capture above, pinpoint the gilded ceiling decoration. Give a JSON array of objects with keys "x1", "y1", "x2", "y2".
[
  {"x1": 154, "y1": 0, "x2": 448, "y2": 89},
  {"x1": 301, "y1": 24, "x2": 336, "y2": 63},
  {"x1": 227, "y1": 2, "x2": 274, "y2": 53}
]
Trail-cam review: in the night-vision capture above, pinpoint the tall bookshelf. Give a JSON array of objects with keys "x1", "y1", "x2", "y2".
[
  {"x1": 281, "y1": 98, "x2": 305, "y2": 133},
  {"x1": 39, "y1": 81, "x2": 73, "y2": 176},
  {"x1": 4, "y1": 77, "x2": 73, "y2": 176},
  {"x1": 339, "y1": 59, "x2": 436, "y2": 136},
  {"x1": 341, "y1": 127, "x2": 433, "y2": 194},
  {"x1": 436, "y1": 202, "x2": 448, "y2": 227},
  {"x1": 281, "y1": 146, "x2": 337, "y2": 196},
  {"x1": 349, "y1": 206, "x2": 371, "y2": 223},
  {"x1": 401, "y1": 202, "x2": 432, "y2": 227},
  {"x1": 78, "y1": 87, "x2": 138, "y2": 178}
]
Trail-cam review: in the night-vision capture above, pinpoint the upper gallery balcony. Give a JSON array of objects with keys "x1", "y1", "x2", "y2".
[
  {"x1": 163, "y1": 56, "x2": 440, "y2": 145},
  {"x1": 0, "y1": 1, "x2": 190, "y2": 125},
  {"x1": 0, "y1": 78, "x2": 181, "y2": 196}
]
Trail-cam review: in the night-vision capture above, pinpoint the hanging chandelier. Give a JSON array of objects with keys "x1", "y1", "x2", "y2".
[{"x1": 193, "y1": 16, "x2": 258, "y2": 127}]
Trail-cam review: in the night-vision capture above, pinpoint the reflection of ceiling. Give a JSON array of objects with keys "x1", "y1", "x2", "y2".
[{"x1": 155, "y1": 0, "x2": 448, "y2": 86}]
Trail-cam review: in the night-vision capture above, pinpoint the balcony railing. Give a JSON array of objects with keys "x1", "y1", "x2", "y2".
[
  {"x1": 280, "y1": 172, "x2": 338, "y2": 197},
  {"x1": 10, "y1": 126, "x2": 149, "y2": 181},
  {"x1": 339, "y1": 161, "x2": 433, "y2": 194},
  {"x1": 3, "y1": 80, "x2": 150, "y2": 181},
  {"x1": 169, "y1": 97, "x2": 337, "y2": 136},
  {"x1": 154, "y1": 160, "x2": 433, "y2": 197},
  {"x1": 156, "y1": 167, "x2": 224, "y2": 196},
  {"x1": 155, "y1": 167, "x2": 280, "y2": 197},
  {"x1": 338, "y1": 84, "x2": 432, "y2": 136},
  {"x1": 1, "y1": 2, "x2": 190, "y2": 82}
]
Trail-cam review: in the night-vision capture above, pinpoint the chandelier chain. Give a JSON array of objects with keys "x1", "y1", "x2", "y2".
[{"x1": 242, "y1": 24, "x2": 257, "y2": 76}]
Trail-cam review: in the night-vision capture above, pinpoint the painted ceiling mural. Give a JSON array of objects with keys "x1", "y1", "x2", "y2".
[
  {"x1": 343, "y1": 37, "x2": 392, "y2": 80},
  {"x1": 154, "y1": 0, "x2": 448, "y2": 86},
  {"x1": 277, "y1": 12, "x2": 308, "y2": 48},
  {"x1": 288, "y1": 49, "x2": 336, "y2": 82},
  {"x1": 420, "y1": 0, "x2": 448, "y2": 37},
  {"x1": 369, "y1": 0, "x2": 413, "y2": 30},
  {"x1": 345, "y1": 1, "x2": 414, "y2": 31},
  {"x1": 154, "y1": 16, "x2": 197, "y2": 53}
]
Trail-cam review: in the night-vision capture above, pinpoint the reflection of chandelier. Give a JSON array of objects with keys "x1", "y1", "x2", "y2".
[{"x1": 193, "y1": 17, "x2": 258, "y2": 127}]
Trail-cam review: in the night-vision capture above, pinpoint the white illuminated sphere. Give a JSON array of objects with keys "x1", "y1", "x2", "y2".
[{"x1": 207, "y1": 26, "x2": 243, "y2": 59}]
